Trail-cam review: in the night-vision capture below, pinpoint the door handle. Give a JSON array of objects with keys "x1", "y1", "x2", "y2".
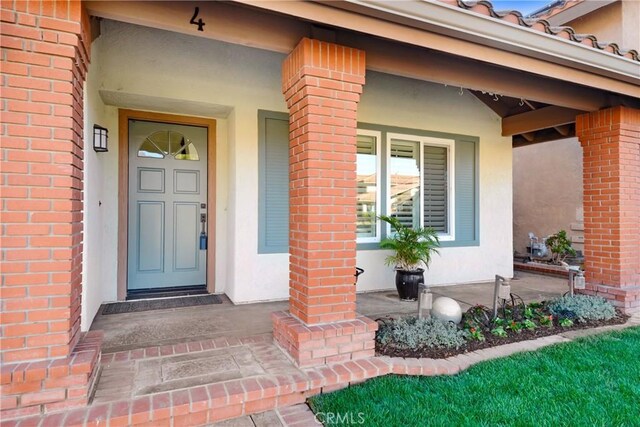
[{"x1": 200, "y1": 213, "x2": 207, "y2": 250}]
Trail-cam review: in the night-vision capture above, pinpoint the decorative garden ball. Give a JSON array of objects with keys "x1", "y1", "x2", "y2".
[{"x1": 431, "y1": 297, "x2": 462, "y2": 324}]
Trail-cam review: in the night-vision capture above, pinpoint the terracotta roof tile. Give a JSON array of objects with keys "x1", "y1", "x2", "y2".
[{"x1": 445, "y1": 0, "x2": 639, "y2": 62}]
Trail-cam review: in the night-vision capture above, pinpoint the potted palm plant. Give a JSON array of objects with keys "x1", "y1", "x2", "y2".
[{"x1": 379, "y1": 215, "x2": 440, "y2": 301}]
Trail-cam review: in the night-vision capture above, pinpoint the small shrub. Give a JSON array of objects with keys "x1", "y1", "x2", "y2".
[
  {"x1": 559, "y1": 318, "x2": 574, "y2": 328},
  {"x1": 491, "y1": 326, "x2": 507, "y2": 337},
  {"x1": 539, "y1": 314, "x2": 553, "y2": 328},
  {"x1": 545, "y1": 230, "x2": 577, "y2": 265},
  {"x1": 467, "y1": 327, "x2": 485, "y2": 342},
  {"x1": 506, "y1": 320, "x2": 523, "y2": 334},
  {"x1": 547, "y1": 295, "x2": 615, "y2": 323},
  {"x1": 522, "y1": 319, "x2": 537, "y2": 330},
  {"x1": 377, "y1": 316, "x2": 467, "y2": 350}
]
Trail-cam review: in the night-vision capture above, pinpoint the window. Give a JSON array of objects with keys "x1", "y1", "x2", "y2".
[
  {"x1": 137, "y1": 130, "x2": 199, "y2": 161},
  {"x1": 387, "y1": 134, "x2": 455, "y2": 241},
  {"x1": 356, "y1": 131, "x2": 381, "y2": 242},
  {"x1": 257, "y1": 110, "x2": 478, "y2": 253}
]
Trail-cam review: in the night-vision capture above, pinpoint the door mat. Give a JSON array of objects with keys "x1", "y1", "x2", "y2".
[{"x1": 102, "y1": 294, "x2": 223, "y2": 315}]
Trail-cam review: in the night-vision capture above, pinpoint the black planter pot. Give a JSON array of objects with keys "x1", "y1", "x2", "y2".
[{"x1": 395, "y1": 269, "x2": 425, "y2": 301}]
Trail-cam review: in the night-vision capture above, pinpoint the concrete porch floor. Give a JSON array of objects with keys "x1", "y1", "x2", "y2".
[
  {"x1": 81, "y1": 272, "x2": 568, "y2": 426},
  {"x1": 91, "y1": 271, "x2": 567, "y2": 353}
]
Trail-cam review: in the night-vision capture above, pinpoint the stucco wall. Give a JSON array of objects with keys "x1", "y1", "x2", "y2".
[
  {"x1": 620, "y1": 0, "x2": 640, "y2": 50},
  {"x1": 357, "y1": 72, "x2": 513, "y2": 289},
  {"x1": 81, "y1": 20, "x2": 513, "y2": 320},
  {"x1": 82, "y1": 44, "x2": 119, "y2": 331},
  {"x1": 565, "y1": 2, "x2": 623, "y2": 46},
  {"x1": 512, "y1": 139, "x2": 584, "y2": 255},
  {"x1": 564, "y1": 0, "x2": 639, "y2": 50}
]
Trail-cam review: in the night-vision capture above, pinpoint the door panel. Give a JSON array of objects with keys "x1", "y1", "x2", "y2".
[
  {"x1": 138, "y1": 168, "x2": 164, "y2": 193},
  {"x1": 128, "y1": 120, "x2": 208, "y2": 290},
  {"x1": 173, "y1": 203, "x2": 199, "y2": 271},
  {"x1": 174, "y1": 170, "x2": 199, "y2": 194},
  {"x1": 137, "y1": 202, "x2": 164, "y2": 272}
]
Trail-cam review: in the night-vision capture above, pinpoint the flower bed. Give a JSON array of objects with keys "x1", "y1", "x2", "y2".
[{"x1": 376, "y1": 295, "x2": 628, "y2": 359}]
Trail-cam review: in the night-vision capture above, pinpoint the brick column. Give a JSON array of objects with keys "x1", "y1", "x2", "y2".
[
  {"x1": 1, "y1": 1, "x2": 102, "y2": 419},
  {"x1": 576, "y1": 106, "x2": 640, "y2": 313},
  {"x1": 272, "y1": 38, "x2": 377, "y2": 367}
]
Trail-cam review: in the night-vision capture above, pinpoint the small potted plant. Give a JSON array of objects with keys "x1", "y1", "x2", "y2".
[
  {"x1": 545, "y1": 230, "x2": 577, "y2": 265},
  {"x1": 379, "y1": 215, "x2": 440, "y2": 301}
]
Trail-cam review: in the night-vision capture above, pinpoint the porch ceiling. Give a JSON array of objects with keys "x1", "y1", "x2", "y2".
[{"x1": 85, "y1": 0, "x2": 640, "y2": 146}]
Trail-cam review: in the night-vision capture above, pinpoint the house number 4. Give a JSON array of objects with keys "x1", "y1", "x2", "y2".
[{"x1": 190, "y1": 7, "x2": 205, "y2": 31}]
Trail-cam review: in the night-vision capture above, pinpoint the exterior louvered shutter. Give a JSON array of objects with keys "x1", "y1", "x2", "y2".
[
  {"x1": 258, "y1": 111, "x2": 289, "y2": 253},
  {"x1": 454, "y1": 139, "x2": 477, "y2": 242}
]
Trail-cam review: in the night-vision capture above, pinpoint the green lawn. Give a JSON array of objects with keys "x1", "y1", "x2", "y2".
[{"x1": 309, "y1": 327, "x2": 640, "y2": 426}]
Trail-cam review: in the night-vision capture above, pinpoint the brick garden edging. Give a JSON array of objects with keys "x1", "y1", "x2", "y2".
[
  {"x1": 3, "y1": 314, "x2": 638, "y2": 426},
  {"x1": 514, "y1": 261, "x2": 569, "y2": 279}
]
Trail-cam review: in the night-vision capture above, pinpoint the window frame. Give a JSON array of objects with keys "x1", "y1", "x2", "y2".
[
  {"x1": 356, "y1": 129, "x2": 383, "y2": 244},
  {"x1": 386, "y1": 132, "x2": 456, "y2": 241},
  {"x1": 257, "y1": 111, "x2": 479, "y2": 253}
]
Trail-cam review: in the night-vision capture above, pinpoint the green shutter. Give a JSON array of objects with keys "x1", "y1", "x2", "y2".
[
  {"x1": 454, "y1": 139, "x2": 478, "y2": 243},
  {"x1": 258, "y1": 111, "x2": 289, "y2": 253}
]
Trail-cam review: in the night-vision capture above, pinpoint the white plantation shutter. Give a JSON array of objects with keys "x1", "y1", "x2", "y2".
[
  {"x1": 423, "y1": 145, "x2": 448, "y2": 232},
  {"x1": 390, "y1": 141, "x2": 420, "y2": 229},
  {"x1": 356, "y1": 135, "x2": 378, "y2": 239}
]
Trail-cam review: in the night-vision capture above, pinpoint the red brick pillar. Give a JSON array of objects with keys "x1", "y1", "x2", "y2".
[
  {"x1": 272, "y1": 38, "x2": 377, "y2": 367},
  {"x1": 1, "y1": 1, "x2": 102, "y2": 419},
  {"x1": 576, "y1": 106, "x2": 640, "y2": 313}
]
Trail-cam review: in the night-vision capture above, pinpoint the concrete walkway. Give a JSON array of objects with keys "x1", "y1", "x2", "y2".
[{"x1": 91, "y1": 272, "x2": 567, "y2": 353}]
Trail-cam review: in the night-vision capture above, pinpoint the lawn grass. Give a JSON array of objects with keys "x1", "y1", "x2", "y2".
[{"x1": 308, "y1": 327, "x2": 640, "y2": 426}]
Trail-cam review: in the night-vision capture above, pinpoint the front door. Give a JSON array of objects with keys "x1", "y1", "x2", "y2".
[{"x1": 127, "y1": 119, "x2": 208, "y2": 291}]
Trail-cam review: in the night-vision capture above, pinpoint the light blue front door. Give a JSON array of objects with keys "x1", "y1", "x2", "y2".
[{"x1": 127, "y1": 120, "x2": 208, "y2": 290}]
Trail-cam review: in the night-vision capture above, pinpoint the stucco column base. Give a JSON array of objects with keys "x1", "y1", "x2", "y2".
[{"x1": 272, "y1": 311, "x2": 377, "y2": 368}]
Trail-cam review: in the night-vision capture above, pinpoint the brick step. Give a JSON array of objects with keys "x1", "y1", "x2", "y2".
[
  {"x1": 6, "y1": 314, "x2": 638, "y2": 426},
  {"x1": 1, "y1": 351, "x2": 389, "y2": 426}
]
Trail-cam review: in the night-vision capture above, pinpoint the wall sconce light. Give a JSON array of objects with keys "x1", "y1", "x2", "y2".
[{"x1": 93, "y1": 125, "x2": 108, "y2": 152}]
